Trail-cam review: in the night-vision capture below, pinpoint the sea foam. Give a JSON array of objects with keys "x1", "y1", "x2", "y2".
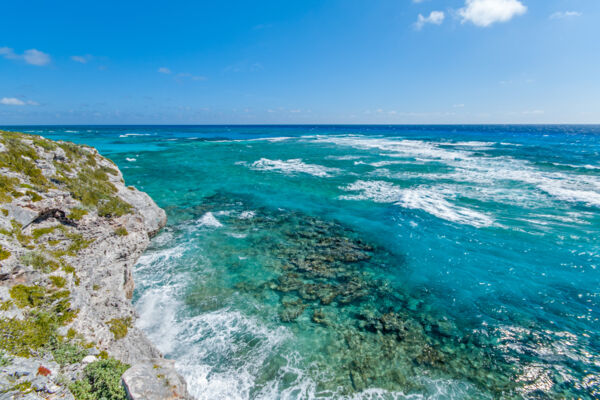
[{"x1": 249, "y1": 158, "x2": 341, "y2": 177}]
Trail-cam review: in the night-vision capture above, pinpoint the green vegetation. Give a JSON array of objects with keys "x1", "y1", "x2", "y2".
[
  {"x1": 97, "y1": 197, "x2": 132, "y2": 218},
  {"x1": 32, "y1": 225, "x2": 60, "y2": 239},
  {"x1": 1, "y1": 130, "x2": 132, "y2": 219},
  {"x1": 0, "y1": 131, "x2": 50, "y2": 189},
  {"x1": 25, "y1": 190, "x2": 42, "y2": 202},
  {"x1": 0, "y1": 351, "x2": 11, "y2": 367},
  {"x1": 10, "y1": 220, "x2": 33, "y2": 249},
  {"x1": 107, "y1": 317, "x2": 132, "y2": 340},
  {"x1": 69, "y1": 358, "x2": 130, "y2": 400},
  {"x1": 9, "y1": 284, "x2": 46, "y2": 308},
  {"x1": 1, "y1": 282, "x2": 78, "y2": 359},
  {"x1": 68, "y1": 207, "x2": 88, "y2": 221},
  {"x1": 51, "y1": 339, "x2": 88, "y2": 366},
  {"x1": 0, "y1": 300, "x2": 13, "y2": 311},
  {"x1": 114, "y1": 226, "x2": 128, "y2": 236},
  {"x1": 50, "y1": 275, "x2": 67, "y2": 288},
  {"x1": 0, "y1": 174, "x2": 22, "y2": 202},
  {"x1": 20, "y1": 251, "x2": 59, "y2": 273},
  {"x1": 0, "y1": 312, "x2": 59, "y2": 357},
  {"x1": 55, "y1": 165, "x2": 132, "y2": 219},
  {"x1": 0, "y1": 244, "x2": 10, "y2": 260}
]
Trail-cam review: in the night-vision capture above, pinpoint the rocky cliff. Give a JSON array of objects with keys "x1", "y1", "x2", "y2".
[{"x1": 0, "y1": 130, "x2": 190, "y2": 399}]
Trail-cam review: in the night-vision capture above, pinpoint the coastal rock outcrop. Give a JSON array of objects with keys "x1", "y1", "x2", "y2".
[{"x1": 0, "y1": 131, "x2": 190, "y2": 399}]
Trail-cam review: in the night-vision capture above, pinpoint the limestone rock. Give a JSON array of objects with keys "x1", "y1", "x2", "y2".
[
  {"x1": 122, "y1": 359, "x2": 191, "y2": 400},
  {"x1": 0, "y1": 131, "x2": 190, "y2": 399}
]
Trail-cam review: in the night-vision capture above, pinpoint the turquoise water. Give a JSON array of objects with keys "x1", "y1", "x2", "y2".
[{"x1": 5, "y1": 125, "x2": 600, "y2": 399}]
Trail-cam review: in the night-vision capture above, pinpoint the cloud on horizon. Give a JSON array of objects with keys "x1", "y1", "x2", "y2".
[
  {"x1": 158, "y1": 67, "x2": 172, "y2": 74},
  {"x1": 459, "y1": 0, "x2": 526, "y2": 27},
  {"x1": 0, "y1": 97, "x2": 38, "y2": 106},
  {"x1": 415, "y1": 11, "x2": 445, "y2": 30}
]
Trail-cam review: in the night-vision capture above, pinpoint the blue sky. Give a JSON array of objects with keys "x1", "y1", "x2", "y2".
[{"x1": 1, "y1": 0, "x2": 599, "y2": 124}]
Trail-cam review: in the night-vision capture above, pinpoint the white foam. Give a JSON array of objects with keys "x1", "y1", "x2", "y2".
[
  {"x1": 551, "y1": 162, "x2": 600, "y2": 170},
  {"x1": 239, "y1": 210, "x2": 255, "y2": 219},
  {"x1": 313, "y1": 136, "x2": 472, "y2": 162},
  {"x1": 119, "y1": 133, "x2": 152, "y2": 137},
  {"x1": 126, "y1": 157, "x2": 136, "y2": 162},
  {"x1": 227, "y1": 232, "x2": 248, "y2": 239},
  {"x1": 249, "y1": 158, "x2": 341, "y2": 178},
  {"x1": 341, "y1": 180, "x2": 494, "y2": 228},
  {"x1": 327, "y1": 155, "x2": 365, "y2": 161},
  {"x1": 197, "y1": 212, "x2": 223, "y2": 228},
  {"x1": 309, "y1": 135, "x2": 600, "y2": 208},
  {"x1": 171, "y1": 310, "x2": 292, "y2": 400}
]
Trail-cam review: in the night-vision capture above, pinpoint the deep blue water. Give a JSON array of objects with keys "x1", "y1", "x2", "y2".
[{"x1": 4, "y1": 125, "x2": 600, "y2": 399}]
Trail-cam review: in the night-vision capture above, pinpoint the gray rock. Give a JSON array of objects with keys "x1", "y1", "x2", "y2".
[
  {"x1": 80, "y1": 355, "x2": 97, "y2": 364},
  {"x1": 0, "y1": 132, "x2": 190, "y2": 400},
  {"x1": 3, "y1": 204, "x2": 38, "y2": 227},
  {"x1": 121, "y1": 359, "x2": 191, "y2": 400}
]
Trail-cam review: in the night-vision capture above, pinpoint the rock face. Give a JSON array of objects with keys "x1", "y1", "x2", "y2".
[
  {"x1": 121, "y1": 359, "x2": 189, "y2": 400},
  {"x1": 0, "y1": 131, "x2": 190, "y2": 399}
]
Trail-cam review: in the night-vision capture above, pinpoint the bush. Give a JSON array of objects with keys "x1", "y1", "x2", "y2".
[
  {"x1": 0, "y1": 244, "x2": 10, "y2": 261},
  {"x1": 107, "y1": 317, "x2": 131, "y2": 340},
  {"x1": 69, "y1": 358, "x2": 130, "y2": 400},
  {"x1": 68, "y1": 208, "x2": 88, "y2": 221},
  {"x1": 51, "y1": 339, "x2": 87, "y2": 366},
  {"x1": 97, "y1": 198, "x2": 132, "y2": 218},
  {"x1": 114, "y1": 227, "x2": 128, "y2": 236}
]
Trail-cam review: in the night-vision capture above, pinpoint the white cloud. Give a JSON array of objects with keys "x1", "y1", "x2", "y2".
[
  {"x1": 1, "y1": 47, "x2": 51, "y2": 65},
  {"x1": 0, "y1": 97, "x2": 39, "y2": 106},
  {"x1": 22, "y1": 49, "x2": 51, "y2": 66},
  {"x1": 415, "y1": 11, "x2": 445, "y2": 30},
  {"x1": 549, "y1": 11, "x2": 582, "y2": 19},
  {"x1": 459, "y1": 0, "x2": 526, "y2": 27},
  {"x1": 158, "y1": 67, "x2": 172, "y2": 74},
  {"x1": 1, "y1": 97, "x2": 25, "y2": 106},
  {"x1": 176, "y1": 72, "x2": 206, "y2": 81},
  {"x1": 71, "y1": 55, "x2": 93, "y2": 63},
  {"x1": 0, "y1": 47, "x2": 18, "y2": 59}
]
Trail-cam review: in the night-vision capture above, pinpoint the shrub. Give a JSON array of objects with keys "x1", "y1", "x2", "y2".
[
  {"x1": 114, "y1": 227, "x2": 128, "y2": 236},
  {"x1": 69, "y1": 358, "x2": 130, "y2": 400},
  {"x1": 68, "y1": 208, "x2": 88, "y2": 221},
  {"x1": 97, "y1": 198, "x2": 132, "y2": 218},
  {"x1": 51, "y1": 339, "x2": 87, "y2": 366},
  {"x1": 49, "y1": 275, "x2": 67, "y2": 288},
  {"x1": 107, "y1": 317, "x2": 131, "y2": 340},
  {"x1": 20, "y1": 251, "x2": 59, "y2": 272},
  {"x1": 10, "y1": 285, "x2": 46, "y2": 308},
  {"x1": 0, "y1": 245, "x2": 10, "y2": 261}
]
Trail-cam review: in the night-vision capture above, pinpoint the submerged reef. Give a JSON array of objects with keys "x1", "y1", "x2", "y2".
[
  {"x1": 0, "y1": 131, "x2": 190, "y2": 399},
  {"x1": 174, "y1": 191, "x2": 595, "y2": 399}
]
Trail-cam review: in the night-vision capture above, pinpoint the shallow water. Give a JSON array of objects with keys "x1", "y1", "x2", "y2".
[{"x1": 7, "y1": 125, "x2": 600, "y2": 399}]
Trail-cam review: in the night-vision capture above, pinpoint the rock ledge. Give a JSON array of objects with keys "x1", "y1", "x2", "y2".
[{"x1": 0, "y1": 130, "x2": 191, "y2": 399}]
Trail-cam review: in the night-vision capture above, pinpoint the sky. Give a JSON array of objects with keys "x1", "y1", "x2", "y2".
[{"x1": 1, "y1": 0, "x2": 599, "y2": 125}]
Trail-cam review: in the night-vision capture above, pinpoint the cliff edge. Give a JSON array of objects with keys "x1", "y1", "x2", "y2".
[{"x1": 0, "y1": 130, "x2": 191, "y2": 399}]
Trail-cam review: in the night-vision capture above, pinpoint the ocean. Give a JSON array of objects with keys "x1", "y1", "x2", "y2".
[{"x1": 4, "y1": 125, "x2": 599, "y2": 399}]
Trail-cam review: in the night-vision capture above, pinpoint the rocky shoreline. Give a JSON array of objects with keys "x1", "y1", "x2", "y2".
[{"x1": 0, "y1": 130, "x2": 191, "y2": 399}]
